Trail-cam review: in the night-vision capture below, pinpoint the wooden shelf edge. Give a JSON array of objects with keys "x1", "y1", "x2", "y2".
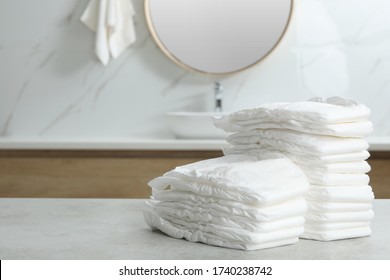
[{"x1": 0, "y1": 149, "x2": 389, "y2": 159}]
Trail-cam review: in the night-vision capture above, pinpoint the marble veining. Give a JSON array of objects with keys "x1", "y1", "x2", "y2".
[
  {"x1": 161, "y1": 72, "x2": 190, "y2": 96},
  {"x1": 1, "y1": 49, "x2": 57, "y2": 136},
  {"x1": 0, "y1": 0, "x2": 389, "y2": 140},
  {"x1": 1, "y1": 80, "x2": 30, "y2": 136}
]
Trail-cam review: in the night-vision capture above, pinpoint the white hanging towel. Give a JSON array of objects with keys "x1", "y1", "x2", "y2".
[{"x1": 81, "y1": 0, "x2": 136, "y2": 65}]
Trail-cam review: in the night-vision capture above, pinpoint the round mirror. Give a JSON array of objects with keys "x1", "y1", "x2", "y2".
[{"x1": 145, "y1": 0, "x2": 293, "y2": 75}]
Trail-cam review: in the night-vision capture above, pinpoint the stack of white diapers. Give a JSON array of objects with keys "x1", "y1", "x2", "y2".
[
  {"x1": 144, "y1": 154, "x2": 309, "y2": 250},
  {"x1": 214, "y1": 96, "x2": 375, "y2": 241}
]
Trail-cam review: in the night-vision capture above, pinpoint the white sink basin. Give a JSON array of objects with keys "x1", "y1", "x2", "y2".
[{"x1": 165, "y1": 112, "x2": 228, "y2": 139}]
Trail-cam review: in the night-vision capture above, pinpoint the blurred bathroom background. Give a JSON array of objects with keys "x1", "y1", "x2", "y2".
[{"x1": 0, "y1": 0, "x2": 389, "y2": 140}]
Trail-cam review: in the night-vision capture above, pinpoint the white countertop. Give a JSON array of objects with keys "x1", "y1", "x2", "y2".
[
  {"x1": 0, "y1": 135, "x2": 389, "y2": 151},
  {"x1": 0, "y1": 198, "x2": 389, "y2": 260}
]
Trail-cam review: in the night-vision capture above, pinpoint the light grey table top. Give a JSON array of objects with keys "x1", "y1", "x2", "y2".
[{"x1": 0, "y1": 198, "x2": 389, "y2": 260}]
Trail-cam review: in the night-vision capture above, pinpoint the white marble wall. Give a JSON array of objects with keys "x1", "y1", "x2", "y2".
[
  {"x1": 0, "y1": 0, "x2": 389, "y2": 140},
  {"x1": 298, "y1": 0, "x2": 390, "y2": 136}
]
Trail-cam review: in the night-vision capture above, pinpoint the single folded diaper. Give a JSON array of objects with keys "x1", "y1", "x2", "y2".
[
  {"x1": 298, "y1": 161, "x2": 371, "y2": 174},
  {"x1": 227, "y1": 130, "x2": 369, "y2": 156},
  {"x1": 149, "y1": 155, "x2": 309, "y2": 206},
  {"x1": 165, "y1": 154, "x2": 306, "y2": 186},
  {"x1": 150, "y1": 175, "x2": 309, "y2": 206},
  {"x1": 144, "y1": 210, "x2": 303, "y2": 250},
  {"x1": 306, "y1": 185, "x2": 375, "y2": 203},
  {"x1": 214, "y1": 96, "x2": 371, "y2": 127},
  {"x1": 300, "y1": 226, "x2": 372, "y2": 241},
  {"x1": 223, "y1": 146, "x2": 370, "y2": 165},
  {"x1": 305, "y1": 209, "x2": 374, "y2": 223},
  {"x1": 302, "y1": 170, "x2": 370, "y2": 186},
  {"x1": 307, "y1": 200, "x2": 373, "y2": 212},
  {"x1": 216, "y1": 119, "x2": 372, "y2": 138},
  {"x1": 304, "y1": 221, "x2": 371, "y2": 231}
]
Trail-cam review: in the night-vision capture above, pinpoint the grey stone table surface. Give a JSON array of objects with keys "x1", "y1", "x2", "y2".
[{"x1": 0, "y1": 198, "x2": 389, "y2": 260}]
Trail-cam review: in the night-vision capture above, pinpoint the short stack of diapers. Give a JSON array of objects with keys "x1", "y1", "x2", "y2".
[
  {"x1": 214, "y1": 96, "x2": 375, "y2": 241},
  {"x1": 144, "y1": 155, "x2": 309, "y2": 250}
]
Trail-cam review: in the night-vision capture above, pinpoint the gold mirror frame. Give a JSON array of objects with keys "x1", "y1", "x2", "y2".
[{"x1": 145, "y1": 0, "x2": 294, "y2": 76}]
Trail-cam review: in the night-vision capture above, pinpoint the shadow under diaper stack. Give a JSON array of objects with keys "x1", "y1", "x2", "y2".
[
  {"x1": 144, "y1": 155, "x2": 309, "y2": 250},
  {"x1": 214, "y1": 97, "x2": 375, "y2": 241}
]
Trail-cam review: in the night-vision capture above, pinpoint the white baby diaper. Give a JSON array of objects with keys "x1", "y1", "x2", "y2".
[
  {"x1": 306, "y1": 185, "x2": 375, "y2": 203},
  {"x1": 151, "y1": 189, "x2": 306, "y2": 217},
  {"x1": 149, "y1": 155, "x2": 309, "y2": 206},
  {"x1": 214, "y1": 96, "x2": 371, "y2": 126},
  {"x1": 216, "y1": 119, "x2": 372, "y2": 138},
  {"x1": 299, "y1": 161, "x2": 371, "y2": 174},
  {"x1": 154, "y1": 213, "x2": 304, "y2": 244},
  {"x1": 172, "y1": 212, "x2": 305, "y2": 232},
  {"x1": 304, "y1": 221, "x2": 371, "y2": 231},
  {"x1": 212, "y1": 97, "x2": 374, "y2": 243},
  {"x1": 144, "y1": 210, "x2": 302, "y2": 250},
  {"x1": 149, "y1": 175, "x2": 309, "y2": 206},
  {"x1": 307, "y1": 200, "x2": 373, "y2": 212},
  {"x1": 302, "y1": 170, "x2": 370, "y2": 186},
  {"x1": 148, "y1": 197, "x2": 307, "y2": 223},
  {"x1": 223, "y1": 146, "x2": 370, "y2": 165},
  {"x1": 144, "y1": 155, "x2": 310, "y2": 250},
  {"x1": 300, "y1": 226, "x2": 372, "y2": 241},
  {"x1": 162, "y1": 215, "x2": 305, "y2": 238},
  {"x1": 153, "y1": 205, "x2": 306, "y2": 232},
  {"x1": 305, "y1": 209, "x2": 374, "y2": 223},
  {"x1": 165, "y1": 154, "x2": 306, "y2": 186},
  {"x1": 227, "y1": 130, "x2": 369, "y2": 156}
]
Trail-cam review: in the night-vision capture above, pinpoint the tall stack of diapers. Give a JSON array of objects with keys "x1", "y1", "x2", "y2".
[
  {"x1": 214, "y1": 97, "x2": 375, "y2": 241},
  {"x1": 144, "y1": 155, "x2": 309, "y2": 250}
]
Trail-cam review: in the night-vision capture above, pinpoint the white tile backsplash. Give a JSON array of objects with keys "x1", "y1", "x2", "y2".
[{"x1": 0, "y1": 0, "x2": 389, "y2": 140}]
